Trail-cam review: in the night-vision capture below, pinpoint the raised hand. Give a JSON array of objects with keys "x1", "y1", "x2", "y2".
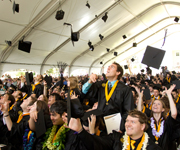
[
  {"x1": 164, "y1": 84, "x2": 176, "y2": 95},
  {"x1": 89, "y1": 73, "x2": 98, "y2": 84},
  {"x1": 88, "y1": 114, "x2": 96, "y2": 134}
]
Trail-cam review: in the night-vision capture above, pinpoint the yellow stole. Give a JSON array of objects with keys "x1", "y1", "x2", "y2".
[
  {"x1": 154, "y1": 119, "x2": 162, "y2": 141},
  {"x1": 105, "y1": 80, "x2": 119, "y2": 105},
  {"x1": 142, "y1": 106, "x2": 146, "y2": 113},
  {"x1": 127, "y1": 133, "x2": 145, "y2": 150},
  {"x1": 17, "y1": 113, "x2": 30, "y2": 123},
  {"x1": 166, "y1": 77, "x2": 171, "y2": 83},
  {"x1": 32, "y1": 82, "x2": 40, "y2": 92},
  {"x1": 9, "y1": 98, "x2": 19, "y2": 111}
]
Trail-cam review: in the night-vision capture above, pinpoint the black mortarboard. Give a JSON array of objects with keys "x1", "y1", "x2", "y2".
[
  {"x1": 55, "y1": 10, "x2": 65, "y2": 20},
  {"x1": 124, "y1": 65, "x2": 128, "y2": 69},
  {"x1": 174, "y1": 17, "x2": 179, "y2": 22},
  {"x1": 13, "y1": 1, "x2": 19, "y2": 14},
  {"x1": 67, "y1": 88, "x2": 84, "y2": 124},
  {"x1": 131, "y1": 58, "x2": 135, "y2": 62},
  {"x1": 81, "y1": 109, "x2": 103, "y2": 127},
  {"x1": 44, "y1": 75, "x2": 52, "y2": 87},
  {"x1": 35, "y1": 109, "x2": 46, "y2": 138},
  {"x1": 25, "y1": 72, "x2": 33, "y2": 85},
  {"x1": 18, "y1": 40, "x2": 32, "y2": 53},
  {"x1": 64, "y1": 23, "x2": 80, "y2": 46},
  {"x1": 142, "y1": 87, "x2": 151, "y2": 100},
  {"x1": 141, "y1": 69, "x2": 144, "y2": 73},
  {"x1": 71, "y1": 30, "x2": 80, "y2": 46},
  {"x1": 81, "y1": 109, "x2": 103, "y2": 121},
  {"x1": 141, "y1": 46, "x2": 166, "y2": 69},
  {"x1": 172, "y1": 80, "x2": 180, "y2": 89},
  {"x1": 114, "y1": 52, "x2": 117, "y2": 56}
]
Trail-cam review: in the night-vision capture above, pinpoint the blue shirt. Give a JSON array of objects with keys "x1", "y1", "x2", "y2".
[{"x1": 82, "y1": 80, "x2": 118, "y2": 94}]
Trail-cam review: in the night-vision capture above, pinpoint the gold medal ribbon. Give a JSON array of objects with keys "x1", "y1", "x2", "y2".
[{"x1": 105, "y1": 80, "x2": 119, "y2": 104}]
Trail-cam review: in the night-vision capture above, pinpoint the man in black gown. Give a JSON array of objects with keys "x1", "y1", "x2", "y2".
[
  {"x1": 65, "y1": 110, "x2": 162, "y2": 150},
  {"x1": 82, "y1": 62, "x2": 134, "y2": 131}
]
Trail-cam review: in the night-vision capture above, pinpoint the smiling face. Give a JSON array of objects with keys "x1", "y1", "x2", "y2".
[
  {"x1": 50, "y1": 111, "x2": 64, "y2": 125},
  {"x1": 106, "y1": 64, "x2": 120, "y2": 81},
  {"x1": 48, "y1": 95, "x2": 56, "y2": 106},
  {"x1": 152, "y1": 100, "x2": 165, "y2": 113},
  {"x1": 125, "y1": 115, "x2": 145, "y2": 139}
]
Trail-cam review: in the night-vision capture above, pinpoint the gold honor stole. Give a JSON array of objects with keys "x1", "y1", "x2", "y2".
[
  {"x1": 32, "y1": 82, "x2": 40, "y2": 92},
  {"x1": 105, "y1": 80, "x2": 119, "y2": 105},
  {"x1": 166, "y1": 77, "x2": 171, "y2": 83},
  {"x1": 17, "y1": 113, "x2": 30, "y2": 123}
]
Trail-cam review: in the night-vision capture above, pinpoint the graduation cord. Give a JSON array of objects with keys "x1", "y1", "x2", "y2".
[
  {"x1": 105, "y1": 80, "x2": 119, "y2": 105},
  {"x1": 166, "y1": 77, "x2": 171, "y2": 83}
]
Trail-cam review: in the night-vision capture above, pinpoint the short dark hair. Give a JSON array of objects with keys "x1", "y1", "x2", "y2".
[
  {"x1": 112, "y1": 62, "x2": 123, "y2": 80},
  {"x1": 50, "y1": 93, "x2": 62, "y2": 101},
  {"x1": 128, "y1": 109, "x2": 148, "y2": 131},
  {"x1": 28, "y1": 96, "x2": 37, "y2": 106},
  {"x1": 50, "y1": 101, "x2": 67, "y2": 117},
  {"x1": 6, "y1": 93, "x2": 15, "y2": 108}
]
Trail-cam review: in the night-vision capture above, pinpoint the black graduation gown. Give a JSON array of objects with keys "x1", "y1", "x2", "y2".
[
  {"x1": 147, "y1": 116, "x2": 177, "y2": 150},
  {"x1": 77, "y1": 130, "x2": 162, "y2": 150},
  {"x1": 84, "y1": 80, "x2": 134, "y2": 131},
  {"x1": 32, "y1": 114, "x2": 53, "y2": 150},
  {"x1": 6, "y1": 115, "x2": 30, "y2": 150},
  {"x1": 64, "y1": 130, "x2": 88, "y2": 150}
]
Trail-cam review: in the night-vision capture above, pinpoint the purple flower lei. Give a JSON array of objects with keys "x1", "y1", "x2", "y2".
[
  {"x1": 150, "y1": 117, "x2": 165, "y2": 138},
  {"x1": 23, "y1": 128, "x2": 35, "y2": 150}
]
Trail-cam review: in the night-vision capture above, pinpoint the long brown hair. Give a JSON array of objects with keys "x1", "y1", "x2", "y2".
[
  {"x1": 151, "y1": 99, "x2": 167, "y2": 124},
  {"x1": 36, "y1": 100, "x2": 49, "y2": 115},
  {"x1": 68, "y1": 77, "x2": 78, "y2": 90}
]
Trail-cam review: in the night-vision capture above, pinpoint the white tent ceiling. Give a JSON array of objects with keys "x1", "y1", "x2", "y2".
[{"x1": 0, "y1": 0, "x2": 180, "y2": 76}]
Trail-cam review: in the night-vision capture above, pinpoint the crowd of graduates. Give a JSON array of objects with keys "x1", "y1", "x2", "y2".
[{"x1": 0, "y1": 63, "x2": 180, "y2": 150}]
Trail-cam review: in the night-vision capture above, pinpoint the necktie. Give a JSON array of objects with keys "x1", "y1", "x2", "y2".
[
  {"x1": 108, "y1": 82, "x2": 112, "y2": 92},
  {"x1": 131, "y1": 140, "x2": 136, "y2": 150}
]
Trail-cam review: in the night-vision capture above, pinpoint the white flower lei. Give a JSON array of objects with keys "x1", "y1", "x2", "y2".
[
  {"x1": 122, "y1": 132, "x2": 149, "y2": 150},
  {"x1": 150, "y1": 117, "x2": 164, "y2": 137}
]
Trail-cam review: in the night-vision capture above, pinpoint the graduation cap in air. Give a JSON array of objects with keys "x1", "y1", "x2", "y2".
[
  {"x1": 13, "y1": 1, "x2": 19, "y2": 14},
  {"x1": 124, "y1": 65, "x2": 128, "y2": 69},
  {"x1": 67, "y1": 88, "x2": 84, "y2": 124},
  {"x1": 141, "y1": 85, "x2": 151, "y2": 100},
  {"x1": 25, "y1": 72, "x2": 33, "y2": 85},
  {"x1": 81, "y1": 109, "x2": 103, "y2": 127},
  {"x1": 64, "y1": 23, "x2": 80, "y2": 46},
  {"x1": 141, "y1": 46, "x2": 166, "y2": 69},
  {"x1": 44, "y1": 75, "x2": 52, "y2": 88},
  {"x1": 141, "y1": 69, "x2": 144, "y2": 73},
  {"x1": 35, "y1": 109, "x2": 46, "y2": 138}
]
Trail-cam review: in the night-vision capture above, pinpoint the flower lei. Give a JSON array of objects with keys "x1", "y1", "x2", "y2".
[
  {"x1": 150, "y1": 117, "x2": 164, "y2": 138},
  {"x1": 122, "y1": 132, "x2": 149, "y2": 150},
  {"x1": 42, "y1": 123, "x2": 70, "y2": 150},
  {"x1": 23, "y1": 128, "x2": 35, "y2": 150}
]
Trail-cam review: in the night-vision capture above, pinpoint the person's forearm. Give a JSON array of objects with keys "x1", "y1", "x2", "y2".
[
  {"x1": 29, "y1": 118, "x2": 36, "y2": 131},
  {"x1": 167, "y1": 93, "x2": 177, "y2": 119},
  {"x1": 3, "y1": 112, "x2": 13, "y2": 131},
  {"x1": 137, "y1": 96, "x2": 143, "y2": 111}
]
